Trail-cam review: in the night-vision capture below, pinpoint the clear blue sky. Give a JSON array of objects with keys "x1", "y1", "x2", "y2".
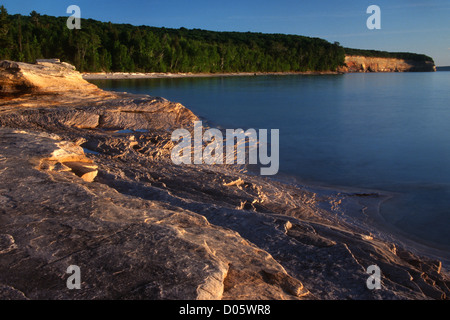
[{"x1": 2, "y1": 0, "x2": 450, "y2": 65}]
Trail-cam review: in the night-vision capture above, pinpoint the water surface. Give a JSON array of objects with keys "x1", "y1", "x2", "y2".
[{"x1": 90, "y1": 72, "x2": 450, "y2": 255}]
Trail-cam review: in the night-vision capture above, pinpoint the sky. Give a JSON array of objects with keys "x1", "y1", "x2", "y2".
[{"x1": 1, "y1": 0, "x2": 450, "y2": 66}]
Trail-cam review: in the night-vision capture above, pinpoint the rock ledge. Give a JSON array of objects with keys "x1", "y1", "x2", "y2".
[{"x1": 0, "y1": 60, "x2": 448, "y2": 300}]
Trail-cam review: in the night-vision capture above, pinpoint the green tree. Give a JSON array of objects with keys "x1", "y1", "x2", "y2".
[
  {"x1": 0, "y1": 5, "x2": 11, "y2": 58},
  {"x1": 0, "y1": 5, "x2": 433, "y2": 72}
]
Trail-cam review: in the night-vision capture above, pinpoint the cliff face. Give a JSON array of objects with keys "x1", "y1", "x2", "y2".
[
  {"x1": 0, "y1": 60, "x2": 449, "y2": 300},
  {"x1": 0, "y1": 59, "x2": 103, "y2": 96},
  {"x1": 338, "y1": 55, "x2": 436, "y2": 73}
]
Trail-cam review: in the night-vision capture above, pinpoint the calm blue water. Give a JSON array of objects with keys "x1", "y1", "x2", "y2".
[{"x1": 90, "y1": 72, "x2": 450, "y2": 252}]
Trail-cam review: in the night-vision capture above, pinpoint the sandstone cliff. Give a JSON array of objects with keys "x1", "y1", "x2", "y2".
[
  {"x1": 0, "y1": 60, "x2": 448, "y2": 300},
  {"x1": 338, "y1": 55, "x2": 436, "y2": 73}
]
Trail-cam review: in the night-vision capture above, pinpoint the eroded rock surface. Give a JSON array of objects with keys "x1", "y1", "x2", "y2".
[
  {"x1": 338, "y1": 55, "x2": 436, "y2": 73},
  {"x1": 0, "y1": 59, "x2": 102, "y2": 96},
  {"x1": 0, "y1": 60, "x2": 448, "y2": 300}
]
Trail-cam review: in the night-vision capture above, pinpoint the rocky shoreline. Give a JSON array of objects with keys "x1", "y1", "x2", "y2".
[
  {"x1": 0, "y1": 59, "x2": 448, "y2": 300},
  {"x1": 338, "y1": 55, "x2": 436, "y2": 73}
]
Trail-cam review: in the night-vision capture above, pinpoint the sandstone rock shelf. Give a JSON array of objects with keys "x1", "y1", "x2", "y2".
[{"x1": 0, "y1": 60, "x2": 448, "y2": 300}]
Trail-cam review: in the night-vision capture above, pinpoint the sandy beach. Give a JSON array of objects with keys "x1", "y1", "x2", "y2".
[{"x1": 82, "y1": 70, "x2": 341, "y2": 80}]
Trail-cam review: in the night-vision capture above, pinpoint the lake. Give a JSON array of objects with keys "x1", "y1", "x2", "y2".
[{"x1": 89, "y1": 72, "x2": 450, "y2": 255}]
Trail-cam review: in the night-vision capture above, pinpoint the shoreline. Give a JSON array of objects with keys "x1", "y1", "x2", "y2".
[
  {"x1": 1, "y1": 59, "x2": 449, "y2": 300},
  {"x1": 86, "y1": 70, "x2": 450, "y2": 269},
  {"x1": 82, "y1": 70, "x2": 341, "y2": 80},
  {"x1": 265, "y1": 169, "x2": 450, "y2": 269},
  {"x1": 85, "y1": 68, "x2": 450, "y2": 269}
]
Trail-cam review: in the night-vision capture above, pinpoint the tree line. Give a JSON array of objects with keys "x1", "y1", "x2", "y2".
[
  {"x1": 0, "y1": 5, "x2": 433, "y2": 73},
  {"x1": 344, "y1": 48, "x2": 433, "y2": 62}
]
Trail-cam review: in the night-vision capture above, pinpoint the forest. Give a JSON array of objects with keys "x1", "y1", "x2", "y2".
[
  {"x1": 344, "y1": 47, "x2": 433, "y2": 62},
  {"x1": 0, "y1": 5, "x2": 433, "y2": 73}
]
